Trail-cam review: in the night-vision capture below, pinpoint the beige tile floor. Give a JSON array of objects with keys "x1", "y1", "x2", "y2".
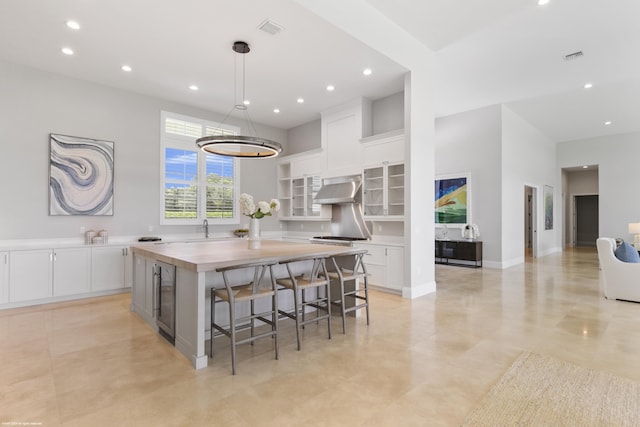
[{"x1": 2, "y1": 247, "x2": 640, "y2": 426}]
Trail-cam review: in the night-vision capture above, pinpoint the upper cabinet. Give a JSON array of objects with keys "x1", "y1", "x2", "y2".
[
  {"x1": 277, "y1": 151, "x2": 331, "y2": 220},
  {"x1": 321, "y1": 98, "x2": 372, "y2": 178},
  {"x1": 361, "y1": 131, "x2": 405, "y2": 220}
]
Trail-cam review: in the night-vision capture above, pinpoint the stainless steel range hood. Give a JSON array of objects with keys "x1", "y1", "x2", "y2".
[
  {"x1": 314, "y1": 175, "x2": 371, "y2": 239},
  {"x1": 314, "y1": 175, "x2": 361, "y2": 205}
]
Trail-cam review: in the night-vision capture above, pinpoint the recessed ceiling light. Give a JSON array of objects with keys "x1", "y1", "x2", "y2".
[
  {"x1": 326, "y1": 85, "x2": 335, "y2": 92},
  {"x1": 61, "y1": 47, "x2": 74, "y2": 55},
  {"x1": 584, "y1": 83, "x2": 593, "y2": 89},
  {"x1": 297, "y1": 98, "x2": 304, "y2": 104},
  {"x1": 363, "y1": 68, "x2": 372, "y2": 76},
  {"x1": 273, "y1": 108, "x2": 280, "y2": 114},
  {"x1": 121, "y1": 65, "x2": 132, "y2": 72},
  {"x1": 66, "y1": 20, "x2": 80, "y2": 30},
  {"x1": 605, "y1": 121, "x2": 612, "y2": 125},
  {"x1": 189, "y1": 85, "x2": 199, "y2": 91},
  {"x1": 538, "y1": 0, "x2": 550, "y2": 5},
  {"x1": 243, "y1": 99, "x2": 250, "y2": 105}
]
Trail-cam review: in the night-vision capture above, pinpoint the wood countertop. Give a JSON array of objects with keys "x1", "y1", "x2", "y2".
[{"x1": 131, "y1": 239, "x2": 364, "y2": 272}]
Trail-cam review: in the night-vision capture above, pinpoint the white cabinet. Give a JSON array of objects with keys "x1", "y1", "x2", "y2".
[
  {"x1": 92, "y1": 246, "x2": 132, "y2": 291},
  {"x1": 277, "y1": 151, "x2": 330, "y2": 220},
  {"x1": 363, "y1": 162, "x2": 405, "y2": 219},
  {"x1": 53, "y1": 247, "x2": 91, "y2": 296},
  {"x1": 132, "y1": 255, "x2": 156, "y2": 324},
  {"x1": 0, "y1": 252, "x2": 8, "y2": 304},
  {"x1": 354, "y1": 243, "x2": 404, "y2": 292},
  {"x1": 322, "y1": 98, "x2": 372, "y2": 177},
  {"x1": 9, "y1": 249, "x2": 53, "y2": 302}
]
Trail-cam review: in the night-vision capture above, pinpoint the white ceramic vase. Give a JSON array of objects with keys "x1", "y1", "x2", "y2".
[{"x1": 248, "y1": 217, "x2": 261, "y2": 249}]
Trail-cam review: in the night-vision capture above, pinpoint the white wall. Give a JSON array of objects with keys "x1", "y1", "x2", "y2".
[
  {"x1": 372, "y1": 92, "x2": 404, "y2": 135},
  {"x1": 557, "y1": 131, "x2": 640, "y2": 242},
  {"x1": 0, "y1": 60, "x2": 286, "y2": 241},
  {"x1": 286, "y1": 119, "x2": 320, "y2": 155},
  {"x1": 435, "y1": 105, "x2": 503, "y2": 264},
  {"x1": 501, "y1": 106, "x2": 559, "y2": 263}
]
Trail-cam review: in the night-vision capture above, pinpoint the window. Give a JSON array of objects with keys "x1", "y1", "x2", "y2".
[{"x1": 161, "y1": 111, "x2": 240, "y2": 225}]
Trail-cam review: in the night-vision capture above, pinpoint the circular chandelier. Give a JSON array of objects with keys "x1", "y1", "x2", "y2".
[{"x1": 196, "y1": 41, "x2": 282, "y2": 158}]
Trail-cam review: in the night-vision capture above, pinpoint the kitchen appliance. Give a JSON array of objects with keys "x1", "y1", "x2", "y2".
[
  {"x1": 154, "y1": 261, "x2": 176, "y2": 344},
  {"x1": 310, "y1": 236, "x2": 369, "y2": 247},
  {"x1": 313, "y1": 175, "x2": 372, "y2": 241}
]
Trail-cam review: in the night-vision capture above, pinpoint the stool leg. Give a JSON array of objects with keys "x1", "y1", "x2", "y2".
[
  {"x1": 210, "y1": 291, "x2": 215, "y2": 358},
  {"x1": 229, "y1": 297, "x2": 237, "y2": 375},
  {"x1": 322, "y1": 259, "x2": 332, "y2": 340}
]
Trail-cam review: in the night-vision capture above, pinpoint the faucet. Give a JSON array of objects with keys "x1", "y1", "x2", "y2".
[{"x1": 203, "y1": 219, "x2": 209, "y2": 238}]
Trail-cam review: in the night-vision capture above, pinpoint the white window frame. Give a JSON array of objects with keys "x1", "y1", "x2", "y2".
[{"x1": 160, "y1": 111, "x2": 241, "y2": 225}]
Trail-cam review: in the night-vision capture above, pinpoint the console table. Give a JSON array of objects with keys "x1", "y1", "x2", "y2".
[{"x1": 435, "y1": 239, "x2": 482, "y2": 268}]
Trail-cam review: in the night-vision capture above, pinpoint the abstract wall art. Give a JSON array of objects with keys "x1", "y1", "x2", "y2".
[
  {"x1": 435, "y1": 173, "x2": 470, "y2": 226},
  {"x1": 544, "y1": 184, "x2": 553, "y2": 230},
  {"x1": 49, "y1": 133, "x2": 114, "y2": 216}
]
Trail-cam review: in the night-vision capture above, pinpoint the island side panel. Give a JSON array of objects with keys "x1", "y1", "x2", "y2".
[{"x1": 175, "y1": 267, "x2": 208, "y2": 370}]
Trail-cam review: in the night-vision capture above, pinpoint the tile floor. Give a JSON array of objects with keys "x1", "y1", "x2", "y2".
[{"x1": 2, "y1": 247, "x2": 640, "y2": 426}]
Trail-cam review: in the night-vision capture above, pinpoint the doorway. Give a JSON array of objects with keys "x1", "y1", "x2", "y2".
[
  {"x1": 524, "y1": 185, "x2": 537, "y2": 257},
  {"x1": 574, "y1": 195, "x2": 599, "y2": 247}
]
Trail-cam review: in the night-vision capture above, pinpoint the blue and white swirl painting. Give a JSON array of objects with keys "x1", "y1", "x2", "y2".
[{"x1": 49, "y1": 133, "x2": 114, "y2": 216}]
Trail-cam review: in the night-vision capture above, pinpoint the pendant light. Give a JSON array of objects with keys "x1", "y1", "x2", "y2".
[{"x1": 196, "y1": 41, "x2": 282, "y2": 158}]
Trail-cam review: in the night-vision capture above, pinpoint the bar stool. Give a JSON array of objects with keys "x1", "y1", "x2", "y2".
[
  {"x1": 326, "y1": 250, "x2": 370, "y2": 334},
  {"x1": 275, "y1": 255, "x2": 331, "y2": 351},
  {"x1": 210, "y1": 261, "x2": 278, "y2": 375}
]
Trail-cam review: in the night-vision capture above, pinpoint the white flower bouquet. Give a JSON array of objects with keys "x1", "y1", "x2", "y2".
[{"x1": 239, "y1": 193, "x2": 280, "y2": 219}]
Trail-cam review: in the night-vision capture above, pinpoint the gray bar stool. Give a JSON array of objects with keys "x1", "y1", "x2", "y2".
[
  {"x1": 275, "y1": 255, "x2": 331, "y2": 351},
  {"x1": 326, "y1": 250, "x2": 370, "y2": 334},
  {"x1": 210, "y1": 261, "x2": 278, "y2": 375}
]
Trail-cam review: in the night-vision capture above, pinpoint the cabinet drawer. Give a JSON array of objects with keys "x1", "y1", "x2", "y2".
[
  {"x1": 359, "y1": 245, "x2": 385, "y2": 265},
  {"x1": 364, "y1": 264, "x2": 385, "y2": 286}
]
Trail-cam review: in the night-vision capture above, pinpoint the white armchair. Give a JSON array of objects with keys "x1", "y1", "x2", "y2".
[{"x1": 596, "y1": 237, "x2": 640, "y2": 302}]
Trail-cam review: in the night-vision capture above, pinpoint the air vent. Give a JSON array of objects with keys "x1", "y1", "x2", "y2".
[
  {"x1": 564, "y1": 51, "x2": 584, "y2": 61},
  {"x1": 258, "y1": 19, "x2": 284, "y2": 35}
]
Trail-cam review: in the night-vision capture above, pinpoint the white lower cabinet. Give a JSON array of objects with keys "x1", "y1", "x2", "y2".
[
  {"x1": 354, "y1": 243, "x2": 404, "y2": 292},
  {"x1": 53, "y1": 247, "x2": 91, "y2": 297},
  {"x1": 92, "y1": 246, "x2": 132, "y2": 291},
  {"x1": 132, "y1": 255, "x2": 156, "y2": 323},
  {"x1": 0, "y1": 252, "x2": 9, "y2": 304},
  {"x1": 9, "y1": 249, "x2": 53, "y2": 302}
]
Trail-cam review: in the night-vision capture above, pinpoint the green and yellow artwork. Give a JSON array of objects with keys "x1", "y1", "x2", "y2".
[{"x1": 435, "y1": 177, "x2": 468, "y2": 224}]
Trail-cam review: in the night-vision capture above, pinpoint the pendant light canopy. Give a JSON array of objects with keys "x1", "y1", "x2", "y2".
[{"x1": 196, "y1": 41, "x2": 282, "y2": 158}]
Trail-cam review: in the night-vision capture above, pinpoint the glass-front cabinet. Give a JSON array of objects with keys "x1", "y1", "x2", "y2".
[
  {"x1": 363, "y1": 161, "x2": 404, "y2": 220},
  {"x1": 292, "y1": 175, "x2": 323, "y2": 217}
]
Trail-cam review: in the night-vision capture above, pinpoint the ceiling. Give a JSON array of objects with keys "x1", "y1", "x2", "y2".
[{"x1": 0, "y1": 0, "x2": 638, "y2": 143}]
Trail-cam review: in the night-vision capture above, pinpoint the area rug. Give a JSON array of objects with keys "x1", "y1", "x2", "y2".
[{"x1": 461, "y1": 352, "x2": 640, "y2": 427}]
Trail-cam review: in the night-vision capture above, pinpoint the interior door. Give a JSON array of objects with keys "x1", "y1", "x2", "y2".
[{"x1": 575, "y1": 195, "x2": 599, "y2": 247}]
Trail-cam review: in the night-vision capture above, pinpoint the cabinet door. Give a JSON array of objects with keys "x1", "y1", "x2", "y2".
[
  {"x1": 9, "y1": 249, "x2": 53, "y2": 302},
  {"x1": 0, "y1": 252, "x2": 8, "y2": 304},
  {"x1": 53, "y1": 247, "x2": 91, "y2": 296},
  {"x1": 385, "y1": 246, "x2": 404, "y2": 290},
  {"x1": 386, "y1": 163, "x2": 405, "y2": 217},
  {"x1": 291, "y1": 177, "x2": 306, "y2": 217},
  {"x1": 92, "y1": 246, "x2": 126, "y2": 291},
  {"x1": 363, "y1": 166, "x2": 384, "y2": 216}
]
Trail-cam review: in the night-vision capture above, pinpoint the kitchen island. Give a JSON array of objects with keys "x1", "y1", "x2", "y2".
[{"x1": 130, "y1": 239, "x2": 364, "y2": 369}]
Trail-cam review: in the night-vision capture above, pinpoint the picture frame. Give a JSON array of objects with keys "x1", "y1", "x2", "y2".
[
  {"x1": 49, "y1": 133, "x2": 114, "y2": 216},
  {"x1": 435, "y1": 173, "x2": 470, "y2": 227},
  {"x1": 544, "y1": 184, "x2": 553, "y2": 230}
]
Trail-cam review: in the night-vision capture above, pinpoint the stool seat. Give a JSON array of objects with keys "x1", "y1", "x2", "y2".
[
  {"x1": 210, "y1": 261, "x2": 279, "y2": 375},
  {"x1": 275, "y1": 255, "x2": 332, "y2": 351}
]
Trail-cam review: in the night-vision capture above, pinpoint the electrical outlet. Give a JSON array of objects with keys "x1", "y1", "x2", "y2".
[
  {"x1": 320, "y1": 224, "x2": 324, "y2": 231},
  {"x1": 79, "y1": 226, "x2": 85, "y2": 234},
  {"x1": 148, "y1": 225, "x2": 154, "y2": 232},
  {"x1": 378, "y1": 224, "x2": 382, "y2": 232},
  {"x1": 300, "y1": 224, "x2": 304, "y2": 230}
]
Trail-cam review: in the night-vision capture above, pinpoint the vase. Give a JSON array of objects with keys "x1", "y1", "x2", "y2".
[{"x1": 248, "y1": 218, "x2": 261, "y2": 249}]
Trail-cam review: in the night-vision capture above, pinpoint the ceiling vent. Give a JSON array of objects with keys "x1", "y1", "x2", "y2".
[
  {"x1": 564, "y1": 51, "x2": 584, "y2": 61},
  {"x1": 258, "y1": 19, "x2": 284, "y2": 35}
]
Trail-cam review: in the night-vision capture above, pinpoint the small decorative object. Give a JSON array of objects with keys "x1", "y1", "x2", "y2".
[
  {"x1": 462, "y1": 224, "x2": 480, "y2": 240},
  {"x1": 233, "y1": 228, "x2": 249, "y2": 238},
  {"x1": 239, "y1": 193, "x2": 280, "y2": 249}
]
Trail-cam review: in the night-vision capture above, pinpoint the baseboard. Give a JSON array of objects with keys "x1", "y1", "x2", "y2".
[{"x1": 402, "y1": 280, "x2": 436, "y2": 299}]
